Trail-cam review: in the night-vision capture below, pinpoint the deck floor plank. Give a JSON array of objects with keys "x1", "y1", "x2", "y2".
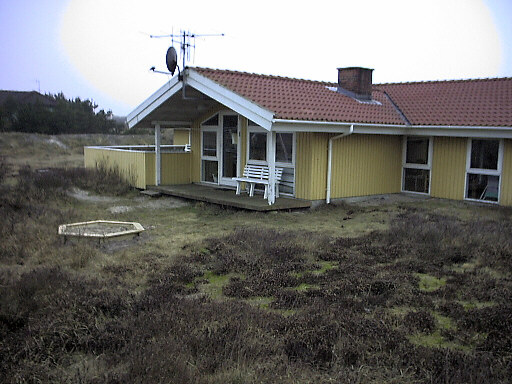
[{"x1": 148, "y1": 184, "x2": 311, "y2": 211}]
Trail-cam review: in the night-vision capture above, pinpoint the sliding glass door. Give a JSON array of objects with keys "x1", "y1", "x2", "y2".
[{"x1": 201, "y1": 112, "x2": 239, "y2": 186}]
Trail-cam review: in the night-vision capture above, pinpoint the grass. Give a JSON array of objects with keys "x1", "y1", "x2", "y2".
[
  {"x1": 199, "y1": 271, "x2": 243, "y2": 299},
  {"x1": 1, "y1": 133, "x2": 512, "y2": 383},
  {"x1": 415, "y1": 273, "x2": 447, "y2": 292}
]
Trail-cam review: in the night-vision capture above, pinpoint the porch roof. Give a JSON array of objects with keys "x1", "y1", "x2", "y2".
[
  {"x1": 126, "y1": 76, "x2": 222, "y2": 129},
  {"x1": 127, "y1": 69, "x2": 275, "y2": 130}
]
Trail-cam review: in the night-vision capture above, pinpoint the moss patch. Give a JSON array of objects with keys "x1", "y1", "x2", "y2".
[
  {"x1": 457, "y1": 300, "x2": 496, "y2": 310},
  {"x1": 245, "y1": 296, "x2": 273, "y2": 309},
  {"x1": 199, "y1": 271, "x2": 243, "y2": 299},
  {"x1": 415, "y1": 273, "x2": 447, "y2": 292},
  {"x1": 289, "y1": 283, "x2": 320, "y2": 292},
  {"x1": 408, "y1": 331, "x2": 466, "y2": 351},
  {"x1": 312, "y1": 260, "x2": 337, "y2": 275}
]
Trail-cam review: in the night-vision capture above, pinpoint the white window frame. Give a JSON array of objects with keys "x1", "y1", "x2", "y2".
[
  {"x1": 246, "y1": 125, "x2": 268, "y2": 165},
  {"x1": 275, "y1": 132, "x2": 296, "y2": 168},
  {"x1": 274, "y1": 132, "x2": 296, "y2": 197},
  {"x1": 401, "y1": 136, "x2": 433, "y2": 195},
  {"x1": 246, "y1": 124, "x2": 297, "y2": 197},
  {"x1": 219, "y1": 113, "x2": 240, "y2": 186},
  {"x1": 200, "y1": 113, "x2": 221, "y2": 184},
  {"x1": 464, "y1": 138, "x2": 504, "y2": 204}
]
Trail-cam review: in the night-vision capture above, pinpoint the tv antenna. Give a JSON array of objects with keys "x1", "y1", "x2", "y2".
[{"x1": 149, "y1": 30, "x2": 224, "y2": 77}]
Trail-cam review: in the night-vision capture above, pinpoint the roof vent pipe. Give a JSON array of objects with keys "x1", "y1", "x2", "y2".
[{"x1": 326, "y1": 125, "x2": 354, "y2": 204}]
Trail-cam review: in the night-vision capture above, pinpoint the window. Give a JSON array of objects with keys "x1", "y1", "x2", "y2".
[
  {"x1": 201, "y1": 123, "x2": 218, "y2": 184},
  {"x1": 202, "y1": 160, "x2": 218, "y2": 183},
  {"x1": 249, "y1": 132, "x2": 267, "y2": 161},
  {"x1": 202, "y1": 131, "x2": 217, "y2": 157},
  {"x1": 406, "y1": 137, "x2": 429, "y2": 165},
  {"x1": 470, "y1": 139, "x2": 499, "y2": 170},
  {"x1": 202, "y1": 114, "x2": 219, "y2": 126},
  {"x1": 402, "y1": 137, "x2": 432, "y2": 194},
  {"x1": 276, "y1": 133, "x2": 293, "y2": 163},
  {"x1": 466, "y1": 139, "x2": 502, "y2": 202}
]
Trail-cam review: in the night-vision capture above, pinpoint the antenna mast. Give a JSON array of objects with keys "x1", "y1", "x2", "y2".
[{"x1": 150, "y1": 29, "x2": 224, "y2": 74}]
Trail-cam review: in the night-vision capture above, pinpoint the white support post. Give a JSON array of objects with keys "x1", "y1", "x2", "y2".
[
  {"x1": 267, "y1": 130, "x2": 276, "y2": 205},
  {"x1": 155, "y1": 123, "x2": 161, "y2": 186}
]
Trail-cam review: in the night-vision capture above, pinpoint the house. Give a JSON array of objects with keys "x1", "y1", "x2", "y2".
[
  {"x1": 0, "y1": 90, "x2": 57, "y2": 108},
  {"x1": 84, "y1": 66, "x2": 512, "y2": 207}
]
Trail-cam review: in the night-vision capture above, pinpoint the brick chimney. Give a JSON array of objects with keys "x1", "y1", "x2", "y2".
[{"x1": 337, "y1": 67, "x2": 374, "y2": 101}]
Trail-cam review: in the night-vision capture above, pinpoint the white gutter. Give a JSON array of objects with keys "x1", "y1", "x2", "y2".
[
  {"x1": 273, "y1": 118, "x2": 512, "y2": 131},
  {"x1": 326, "y1": 124, "x2": 354, "y2": 204}
]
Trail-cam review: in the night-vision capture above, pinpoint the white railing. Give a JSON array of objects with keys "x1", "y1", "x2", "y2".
[{"x1": 84, "y1": 144, "x2": 191, "y2": 153}]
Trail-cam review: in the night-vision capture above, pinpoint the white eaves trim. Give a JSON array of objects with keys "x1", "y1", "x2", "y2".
[
  {"x1": 127, "y1": 76, "x2": 182, "y2": 129},
  {"x1": 187, "y1": 69, "x2": 275, "y2": 131},
  {"x1": 272, "y1": 119, "x2": 512, "y2": 139}
]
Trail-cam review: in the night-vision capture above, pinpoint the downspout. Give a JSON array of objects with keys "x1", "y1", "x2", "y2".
[{"x1": 326, "y1": 124, "x2": 354, "y2": 204}]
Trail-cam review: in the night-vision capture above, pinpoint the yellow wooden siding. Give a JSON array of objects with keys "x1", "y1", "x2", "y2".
[
  {"x1": 173, "y1": 129, "x2": 190, "y2": 145},
  {"x1": 145, "y1": 152, "x2": 155, "y2": 186},
  {"x1": 296, "y1": 133, "x2": 401, "y2": 200},
  {"x1": 85, "y1": 147, "x2": 192, "y2": 189},
  {"x1": 162, "y1": 153, "x2": 191, "y2": 184},
  {"x1": 330, "y1": 134, "x2": 402, "y2": 198},
  {"x1": 500, "y1": 139, "x2": 512, "y2": 206},
  {"x1": 430, "y1": 137, "x2": 467, "y2": 201},
  {"x1": 295, "y1": 133, "x2": 312, "y2": 199},
  {"x1": 295, "y1": 133, "x2": 329, "y2": 200},
  {"x1": 144, "y1": 152, "x2": 191, "y2": 185},
  {"x1": 84, "y1": 147, "x2": 147, "y2": 189}
]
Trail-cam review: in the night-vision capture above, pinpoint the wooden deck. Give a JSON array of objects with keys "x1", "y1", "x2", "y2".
[{"x1": 148, "y1": 184, "x2": 312, "y2": 212}]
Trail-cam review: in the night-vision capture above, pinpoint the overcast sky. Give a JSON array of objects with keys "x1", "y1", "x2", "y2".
[{"x1": 1, "y1": 0, "x2": 511, "y2": 116}]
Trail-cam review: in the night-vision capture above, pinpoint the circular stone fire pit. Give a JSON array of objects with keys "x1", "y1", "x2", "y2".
[{"x1": 58, "y1": 220, "x2": 144, "y2": 240}]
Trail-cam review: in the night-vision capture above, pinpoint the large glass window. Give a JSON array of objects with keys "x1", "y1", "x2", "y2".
[
  {"x1": 201, "y1": 122, "x2": 218, "y2": 184},
  {"x1": 202, "y1": 131, "x2": 217, "y2": 157},
  {"x1": 406, "y1": 137, "x2": 429, "y2": 165},
  {"x1": 276, "y1": 133, "x2": 293, "y2": 163},
  {"x1": 202, "y1": 160, "x2": 218, "y2": 183},
  {"x1": 470, "y1": 139, "x2": 499, "y2": 170},
  {"x1": 203, "y1": 114, "x2": 219, "y2": 126},
  {"x1": 466, "y1": 139, "x2": 501, "y2": 202},
  {"x1": 403, "y1": 168, "x2": 430, "y2": 194},
  {"x1": 222, "y1": 115, "x2": 238, "y2": 179},
  {"x1": 403, "y1": 137, "x2": 431, "y2": 194},
  {"x1": 249, "y1": 132, "x2": 267, "y2": 161}
]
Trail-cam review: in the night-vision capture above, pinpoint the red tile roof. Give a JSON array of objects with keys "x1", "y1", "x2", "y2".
[
  {"x1": 377, "y1": 79, "x2": 512, "y2": 127},
  {"x1": 193, "y1": 67, "x2": 512, "y2": 127}
]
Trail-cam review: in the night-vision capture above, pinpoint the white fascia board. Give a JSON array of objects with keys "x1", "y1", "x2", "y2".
[
  {"x1": 127, "y1": 76, "x2": 182, "y2": 129},
  {"x1": 272, "y1": 118, "x2": 512, "y2": 138},
  {"x1": 187, "y1": 69, "x2": 274, "y2": 130},
  {"x1": 272, "y1": 121, "x2": 355, "y2": 133}
]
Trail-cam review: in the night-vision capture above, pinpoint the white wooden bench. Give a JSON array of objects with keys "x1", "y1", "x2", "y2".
[{"x1": 233, "y1": 164, "x2": 283, "y2": 199}]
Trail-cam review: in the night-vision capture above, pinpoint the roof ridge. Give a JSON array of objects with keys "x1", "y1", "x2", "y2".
[
  {"x1": 376, "y1": 76, "x2": 512, "y2": 87},
  {"x1": 190, "y1": 66, "x2": 335, "y2": 86},
  {"x1": 192, "y1": 66, "x2": 512, "y2": 87}
]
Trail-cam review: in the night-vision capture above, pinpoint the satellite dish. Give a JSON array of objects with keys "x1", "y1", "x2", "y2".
[{"x1": 166, "y1": 46, "x2": 178, "y2": 75}]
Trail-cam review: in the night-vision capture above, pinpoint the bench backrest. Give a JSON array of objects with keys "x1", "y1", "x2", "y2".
[{"x1": 243, "y1": 165, "x2": 283, "y2": 181}]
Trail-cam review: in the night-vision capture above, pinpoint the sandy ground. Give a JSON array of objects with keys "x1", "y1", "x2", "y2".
[{"x1": 67, "y1": 187, "x2": 190, "y2": 213}]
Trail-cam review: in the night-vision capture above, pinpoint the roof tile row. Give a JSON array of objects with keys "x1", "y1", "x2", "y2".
[{"x1": 194, "y1": 67, "x2": 512, "y2": 127}]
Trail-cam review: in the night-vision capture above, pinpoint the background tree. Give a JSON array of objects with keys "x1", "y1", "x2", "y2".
[{"x1": 0, "y1": 92, "x2": 124, "y2": 134}]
